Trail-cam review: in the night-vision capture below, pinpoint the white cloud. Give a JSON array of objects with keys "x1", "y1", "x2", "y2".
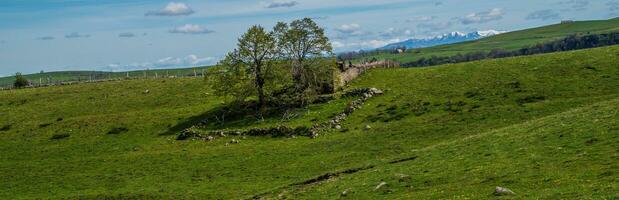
[
  {"x1": 405, "y1": 16, "x2": 437, "y2": 23},
  {"x1": 65, "y1": 32, "x2": 90, "y2": 39},
  {"x1": 559, "y1": 0, "x2": 589, "y2": 11},
  {"x1": 118, "y1": 32, "x2": 136, "y2": 38},
  {"x1": 169, "y1": 24, "x2": 215, "y2": 34},
  {"x1": 459, "y1": 8, "x2": 504, "y2": 24},
  {"x1": 332, "y1": 38, "x2": 402, "y2": 50},
  {"x1": 36, "y1": 36, "x2": 55, "y2": 40},
  {"x1": 379, "y1": 27, "x2": 414, "y2": 39},
  {"x1": 608, "y1": 1, "x2": 619, "y2": 11},
  {"x1": 334, "y1": 23, "x2": 367, "y2": 37},
  {"x1": 417, "y1": 21, "x2": 454, "y2": 31},
  {"x1": 526, "y1": 10, "x2": 561, "y2": 21},
  {"x1": 265, "y1": 1, "x2": 299, "y2": 8},
  {"x1": 146, "y1": 2, "x2": 194, "y2": 16},
  {"x1": 105, "y1": 55, "x2": 218, "y2": 71}
]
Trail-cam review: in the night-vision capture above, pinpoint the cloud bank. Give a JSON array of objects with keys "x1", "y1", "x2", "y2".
[
  {"x1": 265, "y1": 1, "x2": 299, "y2": 9},
  {"x1": 526, "y1": 10, "x2": 561, "y2": 21},
  {"x1": 146, "y1": 2, "x2": 194, "y2": 16},
  {"x1": 459, "y1": 8, "x2": 504, "y2": 24},
  {"x1": 169, "y1": 24, "x2": 215, "y2": 34}
]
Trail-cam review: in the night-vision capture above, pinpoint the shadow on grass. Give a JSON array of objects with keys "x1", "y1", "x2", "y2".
[{"x1": 159, "y1": 101, "x2": 297, "y2": 136}]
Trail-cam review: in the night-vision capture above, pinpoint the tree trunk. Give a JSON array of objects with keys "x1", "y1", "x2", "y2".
[{"x1": 255, "y1": 64, "x2": 266, "y2": 108}]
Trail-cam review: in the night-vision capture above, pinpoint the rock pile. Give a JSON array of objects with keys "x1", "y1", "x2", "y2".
[
  {"x1": 177, "y1": 87, "x2": 384, "y2": 142},
  {"x1": 315, "y1": 87, "x2": 383, "y2": 133}
]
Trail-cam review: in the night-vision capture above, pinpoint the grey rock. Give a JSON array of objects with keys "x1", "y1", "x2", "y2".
[
  {"x1": 374, "y1": 182, "x2": 387, "y2": 191},
  {"x1": 494, "y1": 186, "x2": 515, "y2": 196},
  {"x1": 341, "y1": 188, "x2": 350, "y2": 196}
]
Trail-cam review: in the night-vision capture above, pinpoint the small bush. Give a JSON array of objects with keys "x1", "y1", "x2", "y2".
[
  {"x1": 107, "y1": 126, "x2": 129, "y2": 135},
  {"x1": 14, "y1": 73, "x2": 29, "y2": 88},
  {"x1": 51, "y1": 133, "x2": 70, "y2": 140},
  {"x1": 0, "y1": 125, "x2": 11, "y2": 131}
]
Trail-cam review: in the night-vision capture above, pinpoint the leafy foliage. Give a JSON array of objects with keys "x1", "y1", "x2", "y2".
[
  {"x1": 210, "y1": 19, "x2": 336, "y2": 108},
  {"x1": 210, "y1": 25, "x2": 278, "y2": 107},
  {"x1": 13, "y1": 73, "x2": 29, "y2": 88},
  {"x1": 274, "y1": 18, "x2": 333, "y2": 91}
]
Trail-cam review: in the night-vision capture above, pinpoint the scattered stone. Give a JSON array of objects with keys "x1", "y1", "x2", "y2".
[
  {"x1": 218, "y1": 131, "x2": 226, "y2": 137},
  {"x1": 143, "y1": 89, "x2": 150, "y2": 94},
  {"x1": 341, "y1": 188, "x2": 351, "y2": 196},
  {"x1": 494, "y1": 186, "x2": 515, "y2": 196},
  {"x1": 310, "y1": 132, "x2": 319, "y2": 139},
  {"x1": 364, "y1": 125, "x2": 372, "y2": 130},
  {"x1": 204, "y1": 136, "x2": 214, "y2": 141},
  {"x1": 395, "y1": 173, "x2": 411, "y2": 182},
  {"x1": 335, "y1": 125, "x2": 342, "y2": 130},
  {"x1": 374, "y1": 182, "x2": 387, "y2": 191},
  {"x1": 230, "y1": 139, "x2": 240, "y2": 144}
]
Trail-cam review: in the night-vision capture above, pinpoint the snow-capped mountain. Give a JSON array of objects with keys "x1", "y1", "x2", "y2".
[{"x1": 378, "y1": 30, "x2": 507, "y2": 50}]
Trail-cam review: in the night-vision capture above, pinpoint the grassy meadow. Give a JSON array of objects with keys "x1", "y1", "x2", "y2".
[{"x1": 1, "y1": 45, "x2": 618, "y2": 199}]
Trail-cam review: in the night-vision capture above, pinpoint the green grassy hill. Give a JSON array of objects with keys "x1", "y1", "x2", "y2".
[
  {"x1": 0, "y1": 66, "x2": 211, "y2": 88},
  {"x1": 359, "y1": 18, "x2": 619, "y2": 63},
  {"x1": 1, "y1": 45, "x2": 617, "y2": 199}
]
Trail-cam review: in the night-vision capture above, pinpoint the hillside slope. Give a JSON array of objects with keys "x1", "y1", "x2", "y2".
[
  {"x1": 267, "y1": 97, "x2": 618, "y2": 199},
  {"x1": 360, "y1": 18, "x2": 619, "y2": 63},
  {"x1": 0, "y1": 46, "x2": 617, "y2": 199}
]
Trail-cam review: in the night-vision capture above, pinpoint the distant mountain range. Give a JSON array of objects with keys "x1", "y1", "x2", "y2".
[{"x1": 379, "y1": 30, "x2": 507, "y2": 50}]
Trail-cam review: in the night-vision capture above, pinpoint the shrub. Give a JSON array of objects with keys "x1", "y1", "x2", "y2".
[
  {"x1": 0, "y1": 125, "x2": 11, "y2": 132},
  {"x1": 14, "y1": 73, "x2": 29, "y2": 88}
]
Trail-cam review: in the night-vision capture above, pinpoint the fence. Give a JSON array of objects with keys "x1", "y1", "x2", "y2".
[{"x1": 0, "y1": 68, "x2": 213, "y2": 91}]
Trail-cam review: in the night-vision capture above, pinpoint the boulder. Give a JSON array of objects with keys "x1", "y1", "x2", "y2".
[
  {"x1": 341, "y1": 188, "x2": 350, "y2": 196},
  {"x1": 374, "y1": 182, "x2": 387, "y2": 191},
  {"x1": 494, "y1": 186, "x2": 515, "y2": 196}
]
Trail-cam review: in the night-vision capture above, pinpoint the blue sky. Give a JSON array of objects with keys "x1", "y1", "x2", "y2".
[{"x1": 0, "y1": 0, "x2": 617, "y2": 76}]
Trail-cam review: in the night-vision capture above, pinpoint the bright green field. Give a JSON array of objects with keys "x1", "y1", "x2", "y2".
[
  {"x1": 359, "y1": 18, "x2": 619, "y2": 64},
  {"x1": 1, "y1": 45, "x2": 618, "y2": 199}
]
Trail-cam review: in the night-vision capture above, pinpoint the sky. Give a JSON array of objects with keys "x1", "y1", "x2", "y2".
[{"x1": 0, "y1": 0, "x2": 617, "y2": 76}]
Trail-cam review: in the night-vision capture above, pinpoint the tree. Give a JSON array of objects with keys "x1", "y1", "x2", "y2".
[
  {"x1": 273, "y1": 18, "x2": 333, "y2": 91},
  {"x1": 212, "y1": 25, "x2": 277, "y2": 108},
  {"x1": 14, "y1": 73, "x2": 29, "y2": 88}
]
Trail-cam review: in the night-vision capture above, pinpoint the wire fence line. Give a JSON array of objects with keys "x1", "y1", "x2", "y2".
[{"x1": 0, "y1": 69, "x2": 218, "y2": 91}]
